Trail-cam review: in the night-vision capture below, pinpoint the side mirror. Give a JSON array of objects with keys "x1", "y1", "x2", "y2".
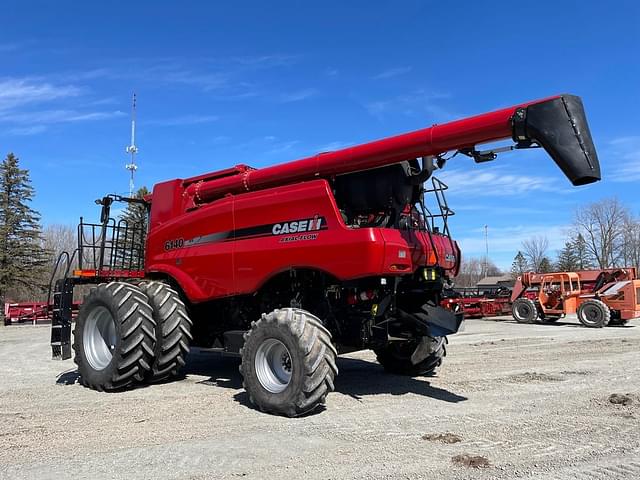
[{"x1": 95, "y1": 196, "x2": 113, "y2": 224}]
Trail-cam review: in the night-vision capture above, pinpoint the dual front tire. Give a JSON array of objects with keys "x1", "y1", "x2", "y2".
[{"x1": 73, "y1": 281, "x2": 192, "y2": 390}]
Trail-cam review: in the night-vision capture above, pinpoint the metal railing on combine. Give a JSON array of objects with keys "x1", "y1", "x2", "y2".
[
  {"x1": 418, "y1": 176, "x2": 456, "y2": 267},
  {"x1": 77, "y1": 217, "x2": 146, "y2": 271},
  {"x1": 421, "y1": 177, "x2": 455, "y2": 239}
]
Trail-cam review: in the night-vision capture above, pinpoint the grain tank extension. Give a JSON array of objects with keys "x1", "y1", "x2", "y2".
[{"x1": 50, "y1": 94, "x2": 600, "y2": 416}]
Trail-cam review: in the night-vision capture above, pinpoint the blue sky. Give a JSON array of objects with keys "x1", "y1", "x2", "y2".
[{"x1": 1, "y1": 1, "x2": 638, "y2": 269}]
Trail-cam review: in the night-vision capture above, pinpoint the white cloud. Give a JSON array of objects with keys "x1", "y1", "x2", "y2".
[
  {"x1": 0, "y1": 78, "x2": 83, "y2": 110},
  {"x1": 454, "y1": 204, "x2": 551, "y2": 215},
  {"x1": 373, "y1": 66, "x2": 412, "y2": 80},
  {"x1": 3, "y1": 125, "x2": 48, "y2": 136},
  {"x1": 0, "y1": 43, "x2": 21, "y2": 52},
  {"x1": 278, "y1": 88, "x2": 318, "y2": 103},
  {"x1": 364, "y1": 89, "x2": 456, "y2": 120},
  {"x1": 436, "y1": 166, "x2": 556, "y2": 197},
  {"x1": 145, "y1": 114, "x2": 219, "y2": 127},
  {"x1": 265, "y1": 140, "x2": 300, "y2": 155},
  {"x1": 606, "y1": 136, "x2": 640, "y2": 182},
  {"x1": 0, "y1": 76, "x2": 125, "y2": 129},
  {"x1": 230, "y1": 54, "x2": 298, "y2": 67},
  {"x1": 0, "y1": 109, "x2": 125, "y2": 124},
  {"x1": 315, "y1": 141, "x2": 353, "y2": 152}
]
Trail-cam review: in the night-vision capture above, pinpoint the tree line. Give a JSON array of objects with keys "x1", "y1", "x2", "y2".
[
  {"x1": 457, "y1": 198, "x2": 639, "y2": 286},
  {"x1": 0, "y1": 153, "x2": 146, "y2": 315},
  {"x1": 511, "y1": 198, "x2": 639, "y2": 277}
]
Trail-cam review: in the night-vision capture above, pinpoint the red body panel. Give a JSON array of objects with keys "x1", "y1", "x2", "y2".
[{"x1": 147, "y1": 180, "x2": 458, "y2": 303}]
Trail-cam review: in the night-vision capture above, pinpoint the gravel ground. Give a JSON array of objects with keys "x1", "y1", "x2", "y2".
[{"x1": 1, "y1": 316, "x2": 639, "y2": 480}]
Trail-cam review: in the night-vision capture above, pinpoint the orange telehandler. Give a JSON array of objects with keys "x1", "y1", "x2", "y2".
[{"x1": 510, "y1": 268, "x2": 640, "y2": 327}]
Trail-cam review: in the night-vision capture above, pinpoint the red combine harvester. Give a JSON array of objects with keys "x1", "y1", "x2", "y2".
[
  {"x1": 511, "y1": 268, "x2": 640, "y2": 327},
  {"x1": 50, "y1": 94, "x2": 600, "y2": 416}
]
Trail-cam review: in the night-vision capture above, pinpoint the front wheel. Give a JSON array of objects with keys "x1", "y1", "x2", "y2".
[
  {"x1": 240, "y1": 308, "x2": 338, "y2": 417},
  {"x1": 374, "y1": 336, "x2": 446, "y2": 376},
  {"x1": 577, "y1": 299, "x2": 610, "y2": 328},
  {"x1": 512, "y1": 298, "x2": 538, "y2": 324},
  {"x1": 73, "y1": 282, "x2": 156, "y2": 391}
]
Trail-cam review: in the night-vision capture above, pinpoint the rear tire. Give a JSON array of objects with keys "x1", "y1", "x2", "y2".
[
  {"x1": 577, "y1": 299, "x2": 610, "y2": 328},
  {"x1": 512, "y1": 298, "x2": 538, "y2": 323},
  {"x1": 240, "y1": 308, "x2": 337, "y2": 417},
  {"x1": 374, "y1": 336, "x2": 446, "y2": 376},
  {"x1": 73, "y1": 282, "x2": 155, "y2": 391},
  {"x1": 139, "y1": 281, "x2": 193, "y2": 382}
]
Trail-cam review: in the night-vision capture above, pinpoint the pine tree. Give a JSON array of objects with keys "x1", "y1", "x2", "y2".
[
  {"x1": 556, "y1": 240, "x2": 580, "y2": 271},
  {"x1": 117, "y1": 186, "x2": 149, "y2": 270},
  {"x1": 573, "y1": 233, "x2": 594, "y2": 270},
  {"x1": 511, "y1": 251, "x2": 528, "y2": 278},
  {"x1": 538, "y1": 256, "x2": 553, "y2": 273},
  {"x1": 0, "y1": 153, "x2": 50, "y2": 306}
]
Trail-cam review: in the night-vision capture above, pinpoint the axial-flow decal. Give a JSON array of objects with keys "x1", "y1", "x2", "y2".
[{"x1": 166, "y1": 215, "x2": 327, "y2": 251}]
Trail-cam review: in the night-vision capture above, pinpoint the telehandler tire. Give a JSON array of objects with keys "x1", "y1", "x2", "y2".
[
  {"x1": 577, "y1": 299, "x2": 610, "y2": 328},
  {"x1": 374, "y1": 336, "x2": 446, "y2": 376},
  {"x1": 73, "y1": 282, "x2": 155, "y2": 391},
  {"x1": 139, "y1": 281, "x2": 193, "y2": 382},
  {"x1": 512, "y1": 298, "x2": 538, "y2": 323},
  {"x1": 239, "y1": 308, "x2": 338, "y2": 417}
]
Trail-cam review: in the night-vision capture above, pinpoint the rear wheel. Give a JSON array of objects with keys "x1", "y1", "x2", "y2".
[
  {"x1": 240, "y1": 308, "x2": 338, "y2": 417},
  {"x1": 577, "y1": 299, "x2": 610, "y2": 328},
  {"x1": 374, "y1": 336, "x2": 446, "y2": 376},
  {"x1": 73, "y1": 282, "x2": 155, "y2": 390},
  {"x1": 512, "y1": 298, "x2": 538, "y2": 323},
  {"x1": 139, "y1": 281, "x2": 193, "y2": 382}
]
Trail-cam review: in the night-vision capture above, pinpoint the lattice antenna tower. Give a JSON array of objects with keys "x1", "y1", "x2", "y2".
[{"x1": 125, "y1": 93, "x2": 138, "y2": 197}]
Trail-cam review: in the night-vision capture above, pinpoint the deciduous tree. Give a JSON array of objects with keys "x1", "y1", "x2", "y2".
[
  {"x1": 574, "y1": 198, "x2": 628, "y2": 268},
  {"x1": 521, "y1": 236, "x2": 549, "y2": 272}
]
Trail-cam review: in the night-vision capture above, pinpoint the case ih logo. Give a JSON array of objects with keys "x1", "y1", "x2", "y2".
[{"x1": 272, "y1": 215, "x2": 325, "y2": 235}]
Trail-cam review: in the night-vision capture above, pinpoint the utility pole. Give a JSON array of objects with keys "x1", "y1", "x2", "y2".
[{"x1": 484, "y1": 224, "x2": 489, "y2": 277}]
